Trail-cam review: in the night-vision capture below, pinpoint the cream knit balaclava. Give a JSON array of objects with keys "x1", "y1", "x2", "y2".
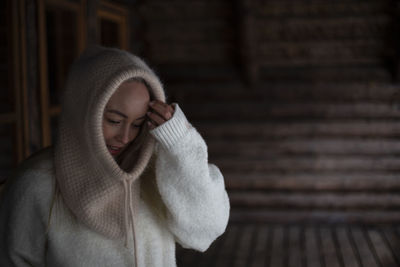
[{"x1": 54, "y1": 46, "x2": 165, "y2": 245}]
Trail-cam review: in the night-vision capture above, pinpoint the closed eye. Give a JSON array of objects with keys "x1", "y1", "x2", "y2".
[
  {"x1": 107, "y1": 118, "x2": 121, "y2": 125},
  {"x1": 133, "y1": 118, "x2": 146, "y2": 128},
  {"x1": 132, "y1": 121, "x2": 145, "y2": 128}
]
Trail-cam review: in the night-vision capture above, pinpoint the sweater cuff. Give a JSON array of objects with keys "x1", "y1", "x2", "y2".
[{"x1": 150, "y1": 104, "x2": 191, "y2": 149}]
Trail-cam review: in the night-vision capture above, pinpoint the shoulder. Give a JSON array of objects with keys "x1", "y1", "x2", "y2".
[{"x1": 2, "y1": 147, "x2": 55, "y2": 206}]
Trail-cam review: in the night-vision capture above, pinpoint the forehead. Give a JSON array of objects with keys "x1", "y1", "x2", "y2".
[{"x1": 106, "y1": 81, "x2": 150, "y2": 118}]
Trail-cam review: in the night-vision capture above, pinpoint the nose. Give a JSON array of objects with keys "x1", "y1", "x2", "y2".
[{"x1": 117, "y1": 125, "x2": 131, "y2": 144}]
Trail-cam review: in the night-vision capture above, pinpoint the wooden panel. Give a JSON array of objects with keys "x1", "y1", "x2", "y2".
[
  {"x1": 320, "y1": 227, "x2": 341, "y2": 267},
  {"x1": 177, "y1": 224, "x2": 400, "y2": 267},
  {"x1": 258, "y1": 65, "x2": 391, "y2": 83},
  {"x1": 0, "y1": 123, "x2": 16, "y2": 182},
  {"x1": 254, "y1": 1, "x2": 388, "y2": 18},
  {"x1": 350, "y1": 228, "x2": 380, "y2": 267},
  {"x1": 37, "y1": 0, "x2": 51, "y2": 147},
  {"x1": 233, "y1": 225, "x2": 254, "y2": 267},
  {"x1": 0, "y1": 0, "x2": 13, "y2": 115},
  {"x1": 367, "y1": 229, "x2": 398, "y2": 267},
  {"x1": 213, "y1": 225, "x2": 240, "y2": 267},
  {"x1": 250, "y1": 226, "x2": 270, "y2": 267},
  {"x1": 288, "y1": 226, "x2": 304, "y2": 267},
  {"x1": 225, "y1": 173, "x2": 400, "y2": 192},
  {"x1": 198, "y1": 121, "x2": 400, "y2": 140},
  {"x1": 305, "y1": 227, "x2": 322, "y2": 267},
  {"x1": 215, "y1": 156, "x2": 400, "y2": 172},
  {"x1": 257, "y1": 17, "x2": 389, "y2": 42},
  {"x1": 382, "y1": 228, "x2": 400, "y2": 264},
  {"x1": 269, "y1": 226, "x2": 286, "y2": 267},
  {"x1": 229, "y1": 192, "x2": 400, "y2": 210},
  {"x1": 258, "y1": 41, "x2": 384, "y2": 66},
  {"x1": 140, "y1": 1, "x2": 232, "y2": 20},
  {"x1": 335, "y1": 227, "x2": 360, "y2": 267},
  {"x1": 149, "y1": 43, "x2": 234, "y2": 64},
  {"x1": 141, "y1": 0, "x2": 234, "y2": 66},
  {"x1": 145, "y1": 20, "x2": 234, "y2": 43},
  {"x1": 181, "y1": 102, "x2": 400, "y2": 121},
  {"x1": 170, "y1": 82, "x2": 400, "y2": 103},
  {"x1": 98, "y1": 1, "x2": 129, "y2": 49},
  {"x1": 209, "y1": 140, "x2": 400, "y2": 158},
  {"x1": 230, "y1": 210, "x2": 400, "y2": 224}
]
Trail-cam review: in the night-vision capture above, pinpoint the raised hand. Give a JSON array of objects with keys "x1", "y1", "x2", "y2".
[{"x1": 147, "y1": 100, "x2": 175, "y2": 130}]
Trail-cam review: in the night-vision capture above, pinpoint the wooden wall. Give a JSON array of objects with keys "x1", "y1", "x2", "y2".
[
  {"x1": 140, "y1": 0, "x2": 400, "y2": 223},
  {"x1": 1, "y1": 0, "x2": 399, "y2": 223}
]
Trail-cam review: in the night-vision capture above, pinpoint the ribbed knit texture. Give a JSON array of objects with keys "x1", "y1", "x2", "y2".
[
  {"x1": 54, "y1": 46, "x2": 166, "y2": 243},
  {"x1": 150, "y1": 104, "x2": 189, "y2": 150}
]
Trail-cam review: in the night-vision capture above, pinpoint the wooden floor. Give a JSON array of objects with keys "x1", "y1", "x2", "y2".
[{"x1": 176, "y1": 223, "x2": 400, "y2": 267}]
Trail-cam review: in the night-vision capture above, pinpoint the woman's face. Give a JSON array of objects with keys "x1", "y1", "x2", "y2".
[{"x1": 102, "y1": 81, "x2": 150, "y2": 157}]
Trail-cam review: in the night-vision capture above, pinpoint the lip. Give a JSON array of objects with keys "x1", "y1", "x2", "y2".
[{"x1": 107, "y1": 145, "x2": 123, "y2": 156}]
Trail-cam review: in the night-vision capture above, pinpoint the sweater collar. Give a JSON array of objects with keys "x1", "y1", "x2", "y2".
[{"x1": 54, "y1": 46, "x2": 165, "y2": 241}]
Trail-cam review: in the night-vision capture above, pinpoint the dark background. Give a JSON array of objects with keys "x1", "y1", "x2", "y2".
[{"x1": 1, "y1": 0, "x2": 400, "y2": 266}]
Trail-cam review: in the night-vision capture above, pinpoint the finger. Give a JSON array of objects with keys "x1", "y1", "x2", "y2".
[
  {"x1": 149, "y1": 100, "x2": 173, "y2": 116},
  {"x1": 147, "y1": 120, "x2": 156, "y2": 130},
  {"x1": 147, "y1": 111, "x2": 166, "y2": 126},
  {"x1": 149, "y1": 101, "x2": 174, "y2": 120}
]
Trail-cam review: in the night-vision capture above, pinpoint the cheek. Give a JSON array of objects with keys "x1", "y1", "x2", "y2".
[
  {"x1": 129, "y1": 128, "x2": 141, "y2": 142},
  {"x1": 102, "y1": 122, "x2": 115, "y2": 142}
]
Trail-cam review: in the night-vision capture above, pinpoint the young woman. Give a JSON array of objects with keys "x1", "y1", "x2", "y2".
[{"x1": 0, "y1": 46, "x2": 230, "y2": 266}]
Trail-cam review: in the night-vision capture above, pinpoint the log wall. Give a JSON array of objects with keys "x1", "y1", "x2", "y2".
[{"x1": 140, "y1": 0, "x2": 400, "y2": 223}]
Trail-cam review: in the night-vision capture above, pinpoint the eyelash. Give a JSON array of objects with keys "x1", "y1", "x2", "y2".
[
  {"x1": 107, "y1": 119, "x2": 142, "y2": 128},
  {"x1": 107, "y1": 119, "x2": 120, "y2": 125}
]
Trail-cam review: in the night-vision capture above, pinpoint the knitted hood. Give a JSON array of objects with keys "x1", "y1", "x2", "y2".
[{"x1": 54, "y1": 46, "x2": 165, "y2": 241}]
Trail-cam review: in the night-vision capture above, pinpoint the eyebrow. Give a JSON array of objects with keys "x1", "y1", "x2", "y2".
[{"x1": 106, "y1": 109, "x2": 146, "y2": 121}]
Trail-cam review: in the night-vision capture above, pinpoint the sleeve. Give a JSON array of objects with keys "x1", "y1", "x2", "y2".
[
  {"x1": 150, "y1": 104, "x2": 230, "y2": 252},
  {"x1": 0, "y1": 169, "x2": 52, "y2": 267}
]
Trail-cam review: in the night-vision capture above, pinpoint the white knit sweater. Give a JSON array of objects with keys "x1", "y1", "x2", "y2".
[
  {"x1": 0, "y1": 47, "x2": 230, "y2": 266},
  {"x1": 0, "y1": 105, "x2": 230, "y2": 266}
]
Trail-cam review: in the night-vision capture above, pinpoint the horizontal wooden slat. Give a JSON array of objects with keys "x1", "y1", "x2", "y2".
[
  {"x1": 178, "y1": 224, "x2": 399, "y2": 266},
  {"x1": 158, "y1": 64, "x2": 238, "y2": 82},
  {"x1": 254, "y1": 1, "x2": 388, "y2": 18},
  {"x1": 140, "y1": 2, "x2": 232, "y2": 20},
  {"x1": 197, "y1": 121, "x2": 400, "y2": 140},
  {"x1": 146, "y1": 20, "x2": 234, "y2": 43},
  {"x1": 181, "y1": 102, "x2": 400, "y2": 121},
  {"x1": 229, "y1": 210, "x2": 400, "y2": 224},
  {"x1": 350, "y1": 228, "x2": 380, "y2": 267},
  {"x1": 215, "y1": 156, "x2": 400, "y2": 172},
  {"x1": 258, "y1": 65, "x2": 391, "y2": 82},
  {"x1": 208, "y1": 139, "x2": 400, "y2": 158},
  {"x1": 257, "y1": 16, "x2": 389, "y2": 41},
  {"x1": 170, "y1": 82, "x2": 400, "y2": 103},
  {"x1": 367, "y1": 229, "x2": 398, "y2": 266},
  {"x1": 224, "y1": 173, "x2": 400, "y2": 192},
  {"x1": 150, "y1": 43, "x2": 234, "y2": 63},
  {"x1": 335, "y1": 227, "x2": 360, "y2": 267},
  {"x1": 229, "y1": 192, "x2": 400, "y2": 210},
  {"x1": 258, "y1": 41, "x2": 384, "y2": 66}
]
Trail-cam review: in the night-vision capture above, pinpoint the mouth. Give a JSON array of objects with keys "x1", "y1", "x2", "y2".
[{"x1": 107, "y1": 145, "x2": 123, "y2": 156}]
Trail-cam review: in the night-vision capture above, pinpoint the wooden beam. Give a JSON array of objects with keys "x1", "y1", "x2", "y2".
[
  {"x1": 234, "y1": 0, "x2": 259, "y2": 86},
  {"x1": 97, "y1": 1, "x2": 129, "y2": 50},
  {"x1": 37, "y1": 0, "x2": 51, "y2": 147},
  {"x1": 87, "y1": 0, "x2": 100, "y2": 46},
  {"x1": 18, "y1": 0, "x2": 31, "y2": 158},
  {"x1": 26, "y1": 0, "x2": 42, "y2": 153},
  {"x1": 10, "y1": 0, "x2": 24, "y2": 162},
  {"x1": 394, "y1": 0, "x2": 400, "y2": 82}
]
